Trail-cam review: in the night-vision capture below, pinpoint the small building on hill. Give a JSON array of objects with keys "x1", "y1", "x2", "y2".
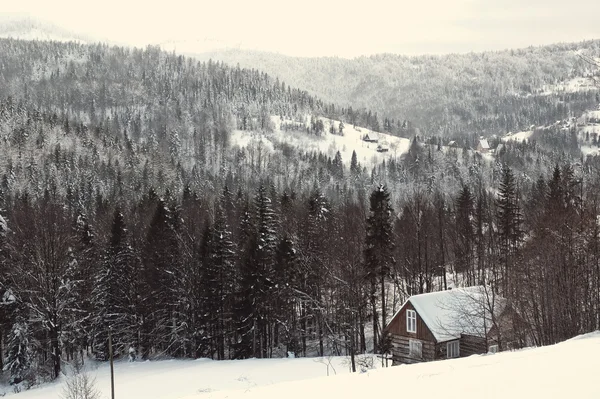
[
  {"x1": 363, "y1": 133, "x2": 379, "y2": 143},
  {"x1": 376, "y1": 144, "x2": 389, "y2": 152},
  {"x1": 384, "y1": 286, "x2": 526, "y2": 366},
  {"x1": 477, "y1": 139, "x2": 490, "y2": 153}
]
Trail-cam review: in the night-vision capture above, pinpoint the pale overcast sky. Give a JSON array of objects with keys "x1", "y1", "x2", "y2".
[{"x1": 2, "y1": 0, "x2": 600, "y2": 57}]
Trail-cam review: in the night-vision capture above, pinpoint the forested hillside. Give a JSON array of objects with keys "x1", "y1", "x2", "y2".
[
  {"x1": 0, "y1": 37, "x2": 600, "y2": 391},
  {"x1": 193, "y1": 43, "x2": 600, "y2": 136}
]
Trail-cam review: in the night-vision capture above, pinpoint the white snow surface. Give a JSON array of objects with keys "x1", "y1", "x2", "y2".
[
  {"x1": 540, "y1": 77, "x2": 599, "y2": 95},
  {"x1": 581, "y1": 145, "x2": 600, "y2": 157},
  {"x1": 502, "y1": 130, "x2": 534, "y2": 143},
  {"x1": 190, "y1": 332, "x2": 600, "y2": 399},
  {"x1": 3, "y1": 355, "x2": 378, "y2": 399},
  {"x1": 390, "y1": 286, "x2": 505, "y2": 342},
  {"x1": 5, "y1": 332, "x2": 600, "y2": 398}
]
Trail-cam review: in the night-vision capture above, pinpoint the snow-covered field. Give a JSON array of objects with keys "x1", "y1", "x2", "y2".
[
  {"x1": 581, "y1": 145, "x2": 600, "y2": 157},
  {"x1": 540, "y1": 76, "x2": 598, "y2": 95},
  {"x1": 2, "y1": 355, "x2": 379, "y2": 399},
  {"x1": 6, "y1": 332, "x2": 600, "y2": 398},
  {"x1": 231, "y1": 115, "x2": 410, "y2": 167},
  {"x1": 502, "y1": 130, "x2": 534, "y2": 143},
  {"x1": 587, "y1": 110, "x2": 600, "y2": 120}
]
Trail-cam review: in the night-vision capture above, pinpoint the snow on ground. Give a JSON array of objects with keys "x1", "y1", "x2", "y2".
[
  {"x1": 4, "y1": 332, "x2": 600, "y2": 399},
  {"x1": 540, "y1": 77, "x2": 598, "y2": 95},
  {"x1": 501, "y1": 130, "x2": 534, "y2": 143},
  {"x1": 231, "y1": 115, "x2": 410, "y2": 167},
  {"x1": 588, "y1": 110, "x2": 600, "y2": 120},
  {"x1": 582, "y1": 145, "x2": 600, "y2": 157},
  {"x1": 3, "y1": 355, "x2": 379, "y2": 399},
  {"x1": 188, "y1": 332, "x2": 600, "y2": 399}
]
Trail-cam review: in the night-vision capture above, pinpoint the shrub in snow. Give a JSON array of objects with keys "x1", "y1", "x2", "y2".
[
  {"x1": 61, "y1": 360, "x2": 101, "y2": 399},
  {"x1": 129, "y1": 346, "x2": 137, "y2": 362}
]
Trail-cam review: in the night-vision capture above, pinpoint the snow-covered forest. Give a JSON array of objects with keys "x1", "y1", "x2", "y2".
[{"x1": 0, "y1": 37, "x2": 600, "y2": 390}]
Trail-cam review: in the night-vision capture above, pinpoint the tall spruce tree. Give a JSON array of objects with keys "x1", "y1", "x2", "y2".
[
  {"x1": 455, "y1": 186, "x2": 475, "y2": 283},
  {"x1": 303, "y1": 190, "x2": 330, "y2": 356},
  {"x1": 364, "y1": 184, "x2": 394, "y2": 353},
  {"x1": 252, "y1": 185, "x2": 278, "y2": 357},
  {"x1": 200, "y1": 197, "x2": 236, "y2": 359},
  {"x1": 496, "y1": 164, "x2": 523, "y2": 294},
  {"x1": 92, "y1": 208, "x2": 137, "y2": 360},
  {"x1": 141, "y1": 197, "x2": 182, "y2": 358}
]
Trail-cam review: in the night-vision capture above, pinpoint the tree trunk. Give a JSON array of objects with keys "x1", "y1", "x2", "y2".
[
  {"x1": 51, "y1": 327, "x2": 61, "y2": 379},
  {"x1": 371, "y1": 292, "x2": 378, "y2": 353},
  {"x1": 380, "y1": 275, "x2": 386, "y2": 337}
]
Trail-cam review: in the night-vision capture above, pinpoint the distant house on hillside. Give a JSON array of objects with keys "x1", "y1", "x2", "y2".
[
  {"x1": 477, "y1": 138, "x2": 490, "y2": 153},
  {"x1": 376, "y1": 144, "x2": 389, "y2": 152},
  {"x1": 363, "y1": 133, "x2": 379, "y2": 143},
  {"x1": 447, "y1": 140, "x2": 458, "y2": 148},
  {"x1": 384, "y1": 286, "x2": 527, "y2": 366}
]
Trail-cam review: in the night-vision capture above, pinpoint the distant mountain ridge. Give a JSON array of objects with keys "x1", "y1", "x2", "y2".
[
  {"x1": 0, "y1": 15, "x2": 94, "y2": 43},
  {"x1": 2, "y1": 15, "x2": 599, "y2": 139},
  {"x1": 190, "y1": 43, "x2": 600, "y2": 137}
]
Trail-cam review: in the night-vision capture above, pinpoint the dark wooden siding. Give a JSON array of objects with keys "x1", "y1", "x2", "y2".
[
  {"x1": 386, "y1": 302, "x2": 436, "y2": 342},
  {"x1": 390, "y1": 335, "x2": 436, "y2": 365},
  {"x1": 434, "y1": 335, "x2": 486, "y2": 360},
  {"x1": 387, "y1": 301, "x2": 438, "y2": 365},
  {"x1": 460, "y1": 334, "x2": 487, "y2": 357}
]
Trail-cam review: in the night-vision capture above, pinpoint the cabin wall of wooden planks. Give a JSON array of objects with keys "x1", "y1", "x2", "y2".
[
  {"x1": 390, "y1": 334, "x2": 436, "y2": 365},
  {"x1": 459, "y1": 334, "x2": 487, "y2": 356}
]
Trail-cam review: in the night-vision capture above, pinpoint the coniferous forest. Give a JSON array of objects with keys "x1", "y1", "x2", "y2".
[{"x1": 0, "y1": 37, "x2": 600, "y2": 386}]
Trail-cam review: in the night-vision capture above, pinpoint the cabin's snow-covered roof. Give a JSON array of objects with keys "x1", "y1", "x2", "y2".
[
  {"x1": 478, "y1": 139, "x2": 490, "y2": 149},
  {"x1": 392, "y1": 286, "x2": 506, "y2": 342}
]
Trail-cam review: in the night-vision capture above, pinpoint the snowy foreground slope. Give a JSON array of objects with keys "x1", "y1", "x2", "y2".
[
  {"x1": 5, "y1": 332, "x2": 599, "y2": 398},
  {"x1": 189, "y1": 332, "x2": 600, "y2": 399}
]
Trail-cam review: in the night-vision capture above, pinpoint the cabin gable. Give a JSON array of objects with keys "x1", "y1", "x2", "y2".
[
  {"x1": 386, "y1": 301, "x2": 437, "y2": 343},
  {"x1": 386, "y1": 301, "x2": 438, "y2": 365}
]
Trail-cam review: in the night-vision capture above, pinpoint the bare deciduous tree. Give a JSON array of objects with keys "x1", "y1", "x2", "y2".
[{"x1": 61, "y1": 360, "x2": 101, "y2": 399}]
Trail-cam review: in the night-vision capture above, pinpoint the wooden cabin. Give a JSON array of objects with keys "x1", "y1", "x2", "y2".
[
  {"x1": 376, "y1": 144, "x2": 389, "y2": 152},
  {"x1": 384, "y1": 286, "x2": 522, "y2": 366},
  {"x1": 363, "y1": 133, "x2": 379, "y2": 143},
  {"x1": 477, "y1": 139, "x2": 490, "y2": 153}
]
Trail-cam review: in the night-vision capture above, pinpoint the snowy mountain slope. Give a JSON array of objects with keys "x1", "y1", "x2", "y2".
[
  {"x1": 189, "y1": 332, "x2": 600, "y2": 399},
  {"x1": 231, "y1": 115, "x2": 411, "y2": 167}
]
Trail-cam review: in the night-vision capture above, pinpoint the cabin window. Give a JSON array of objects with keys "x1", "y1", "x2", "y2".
[
  {"x1": 406, "y1": 309, "x2": 417, "y2": 333},
  {"x1": 447, "y1": 341, "x2": 460, "y2": 358},
  {"x1": 409, "y1": 339, "x2": 422, "y2": 358}
]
